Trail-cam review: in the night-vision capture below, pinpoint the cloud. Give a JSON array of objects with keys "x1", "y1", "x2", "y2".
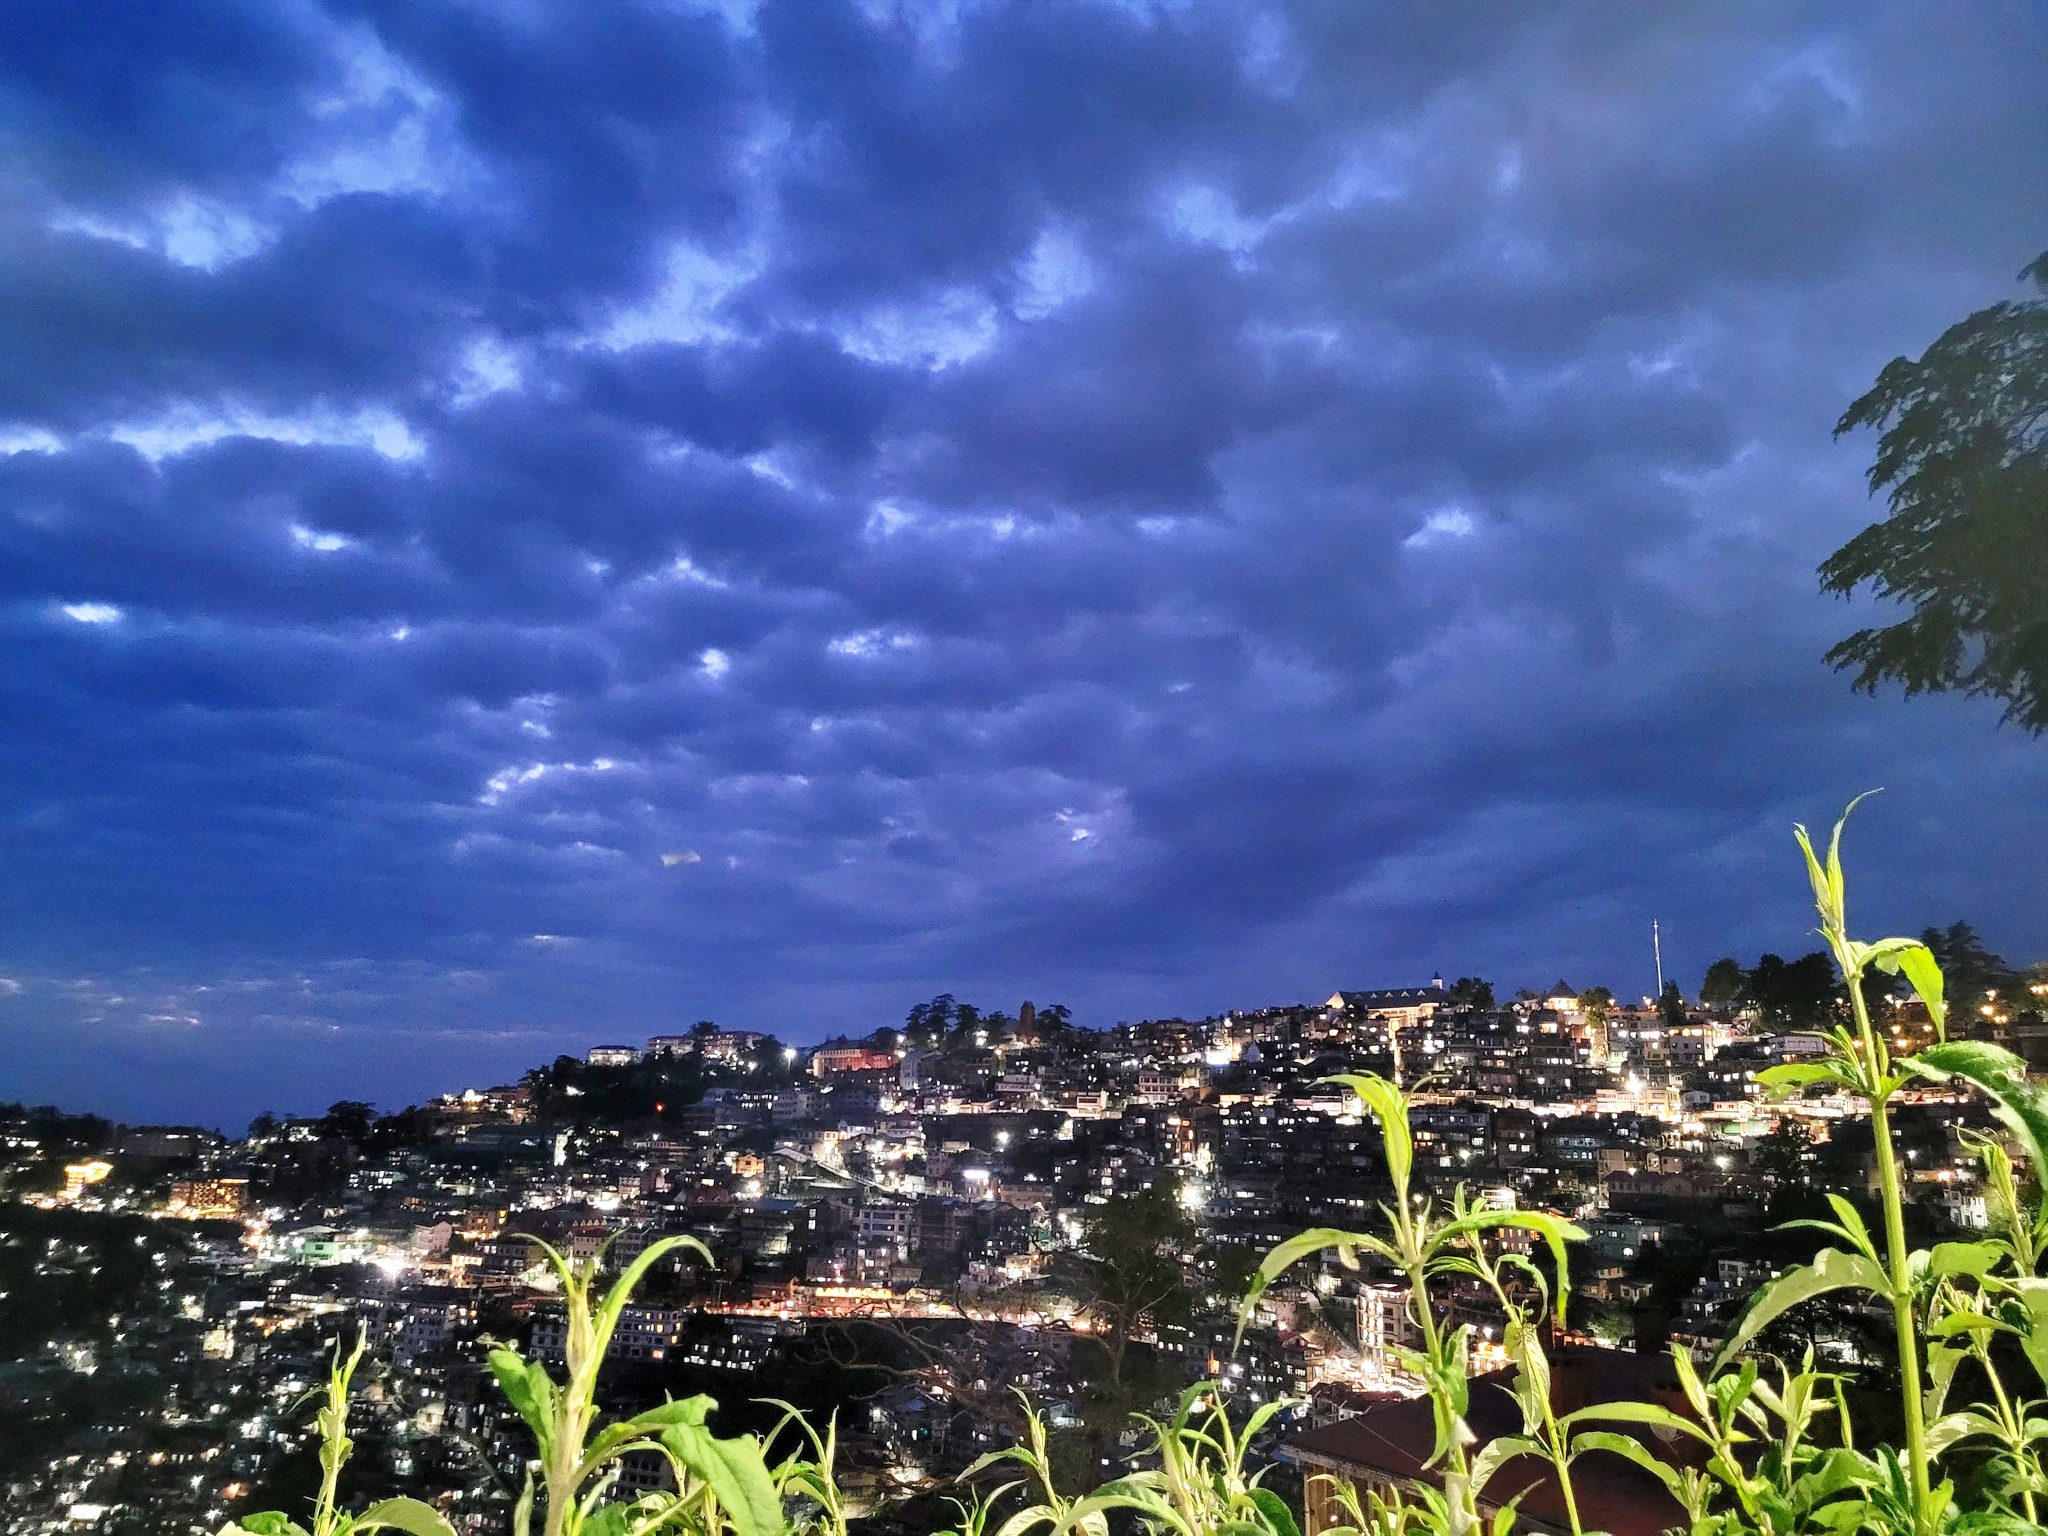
[
  {"x1": 1, "y1": 0, "x2": 2044, "y2": 1123},
  {"x1": 59, "y1": 601, "x2": 123, "y2": 624}
]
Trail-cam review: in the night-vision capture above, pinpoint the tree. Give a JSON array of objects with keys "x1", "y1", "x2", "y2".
[
  {"x1": 1657, "y1": 980, "x2": 1687, "y2": 1029},
  {"x1": 948, "y1": 1002, "x2": 983, "y2": 1050},
  {"x1": 318, "y1": 1101, "x2": 375, "y2": 1148},
  {"x1": 1919, "y1": 920, "x2": 2018, "y2": 1017},
  {"x1": 1821, "y1": 251, "x2": 2048, "y2": 729},
  {"x1": 1740, "y1": 951, "x2": 1842, "y2": 1030},
  {"x1": 1754, "y1": 1117, "x2": 1814, "y2": 1190},
  {"x1": 1700, "y1": 957, "x2": 1745, "y2": 1008},
  {"x1": 905, "y1": 995, "x2": 954, "y2": 1050},
  {"x1": 1447, "y1": 977, "x2": 1495, "y2": 1011},
  {"x1": 1053, "y1": 1182, "x2": 1200, "y2": 1483},
  {"x1": 1577, "y1": 985, "x2": 1614, "y2": 1023}
]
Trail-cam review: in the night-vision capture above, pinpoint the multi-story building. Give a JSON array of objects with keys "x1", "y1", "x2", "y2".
[
  {"x1": 531, "y1": 1303, "x2": 684, "y2": 1363},
  {"x1": 1357, "y1": 1282, "x2": 1422, "y2": 1387},
  {"x1": 167, "y1": 1176, "x2": 249, "y2": 1217},
  {"x1": 812, "y1": 1044, "x2": 898, "y2": 1076},
  {"x1": 856, "y1": 1201, "x2": 915, "y2": 1260}
]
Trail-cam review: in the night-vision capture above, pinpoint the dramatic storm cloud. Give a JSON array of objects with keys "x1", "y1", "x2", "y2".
[{"x1": 2, "y1": 1, "x2": 2043, "y2": 1123}]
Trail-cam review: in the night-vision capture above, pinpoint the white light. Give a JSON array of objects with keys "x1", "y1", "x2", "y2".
[{"x1": 61, "y1": 602, "x2": 122, "y2": 624}]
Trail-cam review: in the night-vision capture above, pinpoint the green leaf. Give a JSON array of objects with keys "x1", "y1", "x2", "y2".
[
  {"x1": 1440, "y1": 1210, "x2": 1586, "y2": 1320},
  {"x1": 1237, "y1": 1227, "x2": 1399, "y2": 1346},
  {"x1": 1559, "y1": 1399, "x2": 1708, "y2": 1444},
  {"x1": 1783, "y1": 1447, "x2": 1881, "y2": 1512},
  {"x1": 1468, "y1": 1434, "x2": 1543, "y2": 1496},
  {"x1": 1914, "y1": 1040, "x2": 2028, "y2": 1083},
  {"x1": 657, "y1": 1419, "x2": 788, "y2": 1536},
  {"x1": 1870, "y1": 941, "x2": 1948, "y2": 1034},
  {"x1": 1757, "y1": 1060, "x2": 1867, "y2": 1098},
  {"x1": 1322, "y1": 1074, "x2": 1412, "y2": 1194},
  {"x1": 1923, "y1": 1410, "x2": 2003, "y2": 1459},
  {"x1": 583, "y1": 1395, "x2": 724, "y2": 1482},
  {"x1": 1714, "y1": 1247, "x2": 1894, "y2": 1370},
  {"x1": 224, "y1": 1517, "x2": 306, "y2": 1536},
  {"x1": 2000, "y1": 1279, "x2": 2048, "y2": 1391},
  {"x1": 512, "y1": 1466, "x2": 535, "y2": 1536},
  {"x1": 487, "y1": 1347, "x2": 556, "y2": 1445},
  {"x1": 1669, "y1": 1346, "x2": 1712, "y2": 1423},
  {"x1": 1912, "y1": 1042, "x2": 2048, "y2": 1174},
  {"x1": 1927, "y1": 1242, "x2": 2002, "y2": 1283},
  {"x1": 354, "y1": 1499, "x2": 459, "y2": 1536},
  {"x1": 1567, "y1": 1431, "x2": 1688, "y2": 1502},
  {"x1": 597, "y1": 1234, "x2": 715, "y2": 1353},
  {"x1": 1802, "y1": 794, "x2": 1878, "y2": 940},
  {"x1": 1247, "y1": 1486, "x2": 1301, "y2": 1536},
  {"x1": 1793, "y1": 822, "x2": 1839, "y2": 934},
  {"x1": 628, "y1": 1394, "x2": 717, "y2": 1431}
]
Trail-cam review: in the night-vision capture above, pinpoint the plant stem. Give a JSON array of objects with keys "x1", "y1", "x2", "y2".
[
  {"x1": 1972, "y1": 1340, "x2": 2038, "y2": 1525},
  {"x1": 1851, "y1": 978, "x2": 1932, "y2": 1532}
]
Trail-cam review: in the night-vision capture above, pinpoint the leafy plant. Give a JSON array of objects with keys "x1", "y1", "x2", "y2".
[
  {"x1": 1661, "y1": 798, "x2": 2048, "y2": 1536},
  {"x1": 1241, "y1": 1072, "x2": 1585, "y2": 1536},
  {"x1": 485, "y1": 1232, "x2": 788, "y2": 1536},
  {"x1": 951, "y1": 1386, "x2": 1302, "y2": 1536},
  {"x1": 222, "y1": 1330, "x2": 456, "y2": 1536}
]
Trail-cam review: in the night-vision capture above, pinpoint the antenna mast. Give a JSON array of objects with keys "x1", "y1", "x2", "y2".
[{"x1": 1652, "y1": 919, "x2": 1665, "y2": 998}]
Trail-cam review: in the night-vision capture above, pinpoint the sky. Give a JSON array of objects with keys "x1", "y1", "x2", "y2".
[{"x1": 1, "y1": 1, "x2": 2044, "y2": 1128}]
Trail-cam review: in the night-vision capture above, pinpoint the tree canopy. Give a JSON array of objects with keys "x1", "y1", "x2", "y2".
[
  {"x1": 1822, "y1": 250, "x2": 2048, "y2": 729},
  {"x1": 1739, "y1": 951, "x2": 1842, "y2": 1030},
  {"x1": 1446, "y1": 976, "x2": 1495, "y2": 1010},
  {"x1": 1917, "y1": 920, "x2": 2020, "y2": 1017},
  {"x1": 1700, "y1": 957, "x2": 1745, "y2": 1007}
]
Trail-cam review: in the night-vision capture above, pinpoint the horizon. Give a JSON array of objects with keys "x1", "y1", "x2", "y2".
[{"x1": 3, "y1": 1, "x2": 2045, "y2": 1128}]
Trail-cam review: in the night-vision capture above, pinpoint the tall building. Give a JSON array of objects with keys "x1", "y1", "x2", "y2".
[{"x1": 1357, "y1": 1282, "x2": 1422, "y2": 1389}]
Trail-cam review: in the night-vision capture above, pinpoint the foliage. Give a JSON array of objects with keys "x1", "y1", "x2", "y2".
[
  {"x1": 1446, "y1": 979, "x2": 1495, "y2": 1012},
  {"x1": 1242, "y1": 1071, "x2": 1585, "y2": 1536},
  {"x1": 1821, "y1": 249, "x2": 2048, "y2": 730},
  {"x1": 520, "y1": 1043, "x2": 804, "y2": 1126},
  {"x1": 1917, "y1": 921, "x2": 2023, "y2": 1021},
  {"x1": 946, "y1": 1384, "x2": 1303, "y2": 1536},
  {"x1": 0, "y1": 1204, "x2": 191, "y2": 1356},
  {"x1": 1738, "y1": 953, "x2": 1843, "y2": 1032},
  {"x1": 1701, "y1": 959, "x2": 1746, "y2": 1008},
  {"x1": 1247, "y1": 798, "x2": 2048, "y2": 1536},
  {"x1": 223, "y1": 1332, "x2": 456, "y2": 1536},
  {"x1": 1052, "y1": 1182, "x2": 1207, "y2": 1485},
  {"x1": 1659, "y1": 981, "x2": 1689, "y2": 1029},
  {"x1": 1063, "y1": 1184, "x2": 1202, "y2": 1380}
]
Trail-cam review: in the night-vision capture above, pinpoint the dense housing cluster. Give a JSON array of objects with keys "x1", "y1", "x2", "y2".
[{"x1": 3, "y1": 946, "x2": 2044, "y2": 1536}]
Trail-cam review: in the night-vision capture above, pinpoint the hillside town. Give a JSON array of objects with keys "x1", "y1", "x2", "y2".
[{"x1": 4, "y1": 948, "x2": 2044, "y2": 1536}]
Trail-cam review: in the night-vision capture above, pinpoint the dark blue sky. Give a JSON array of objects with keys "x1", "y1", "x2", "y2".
[{"x1": 2, "y1": 1, "x2": 2044, "y2": 1128}]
